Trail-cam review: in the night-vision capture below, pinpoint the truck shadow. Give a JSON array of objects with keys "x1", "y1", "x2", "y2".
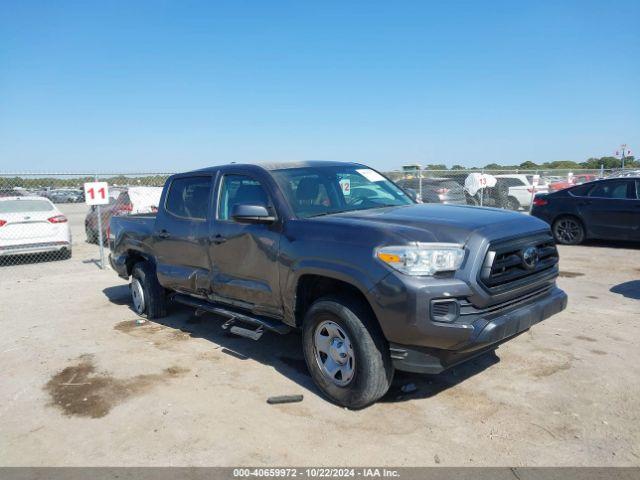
[{"x1": 103, "y1": 284, "x2": 501, "y2": 406}]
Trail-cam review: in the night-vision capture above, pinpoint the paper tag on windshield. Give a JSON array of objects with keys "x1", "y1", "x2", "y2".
[
  {"x1": 339, "y1": 178, "x2": 351, "y2": 196},
  {"x1": 356, "y1": 168, "x2": 385, "y2": 182}
]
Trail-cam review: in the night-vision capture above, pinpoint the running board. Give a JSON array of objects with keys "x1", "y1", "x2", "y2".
[
  {"x1": 229, "y1": 325, "x2": 264, "y2": 341},
  {"x1": 169, "y1": 293, "x2": 291, "y2": 336}
]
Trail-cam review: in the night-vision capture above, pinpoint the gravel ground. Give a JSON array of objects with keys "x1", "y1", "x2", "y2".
[{"x1": 0, "y1": 203, "x2": 639, "y2": 466}]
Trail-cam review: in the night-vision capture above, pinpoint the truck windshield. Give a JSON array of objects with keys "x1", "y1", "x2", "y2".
[{"x1": 272, "y1": 165, "x2": 413, "y2": 218}]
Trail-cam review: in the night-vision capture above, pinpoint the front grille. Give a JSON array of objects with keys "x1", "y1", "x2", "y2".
[{"x1": 479, "y1": 233, "x2": 558, "y2": 291}]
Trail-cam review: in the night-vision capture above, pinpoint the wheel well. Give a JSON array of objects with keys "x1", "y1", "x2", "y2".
[
  {"x1": 125, "y1": 252, "x2": 150, "y2": 276},
  {"x1": 294, "y1": 275, "x2": 378, "y2": 328}
]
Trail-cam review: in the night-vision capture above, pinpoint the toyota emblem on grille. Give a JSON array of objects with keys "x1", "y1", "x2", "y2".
[{"x1": 521, "y1": 246, "x2": 539, "y2": 270}]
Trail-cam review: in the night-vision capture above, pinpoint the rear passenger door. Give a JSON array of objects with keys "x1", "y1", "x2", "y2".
[
  {"x1": 153, "y1": 175, "x2": 214, "y2": 294},
  {"x1": 579, "y1": 179, "x2": 637, "y2": 240}
]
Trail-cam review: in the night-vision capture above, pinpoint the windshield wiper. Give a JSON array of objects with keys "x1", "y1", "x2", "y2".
[{"x1": 308, "y1": 209, "x2": 353, "y2": 218}]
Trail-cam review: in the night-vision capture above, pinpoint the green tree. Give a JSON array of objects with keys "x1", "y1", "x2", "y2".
[
  {"x1": 519, "y1": 161, "x2": 538, "y2": 169},
  {"x1": 483, "y1": 163, "x2": 502, "y2": 169}
]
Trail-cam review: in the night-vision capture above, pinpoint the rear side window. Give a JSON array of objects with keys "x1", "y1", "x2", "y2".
[
  {"x1": 588, "y1": 181, "x2": 631, "y2": 199},
  {"x1": 636, "y1": 181, "x2": 640, "y2": 200},
  {"x1": 0, "y1": 199, "x2": 54, "y2": 213},
  {"x1": 165, "y1": 177, "x2": 212, "y2": 220},
  {"x1": 569, "y1": 184, "x2": 593, "y2": 197},
  {"x1": 500, "y1": 178, "x2": 525, "y2": 187}
]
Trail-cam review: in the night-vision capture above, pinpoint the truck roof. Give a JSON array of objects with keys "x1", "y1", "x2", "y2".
[{"x1": 183, "y1": 161, "x2": 366, "y2": 175}]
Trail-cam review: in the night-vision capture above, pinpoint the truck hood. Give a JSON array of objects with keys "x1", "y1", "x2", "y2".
[{"x1": 311, "y1": 203, "x2": 550, "y2": 244}]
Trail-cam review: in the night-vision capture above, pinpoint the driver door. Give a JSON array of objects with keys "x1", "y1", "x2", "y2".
[{"x1": 209, "y1": 173, "x2": 282, "y2": 318}]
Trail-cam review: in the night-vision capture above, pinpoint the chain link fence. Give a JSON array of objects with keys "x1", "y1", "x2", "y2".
[
  {"x1": 0, "y1": 167, "x2": 638, "y2": 268},
  {"x1": 0, "y1": 173, "x2": 170, "y2": 268},
  {"x1": 384, "y1": 167, "x2": 635, "y2": 209}
]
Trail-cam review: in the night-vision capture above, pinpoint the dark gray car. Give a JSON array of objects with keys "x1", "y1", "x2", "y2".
[{"x1": 109, "y1": 161, "x2": 567, "y2": 408}]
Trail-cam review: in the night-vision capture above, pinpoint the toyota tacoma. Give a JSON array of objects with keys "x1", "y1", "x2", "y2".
[{"x1": 109, "y1": 161, "x2": 567, "y2": 408}]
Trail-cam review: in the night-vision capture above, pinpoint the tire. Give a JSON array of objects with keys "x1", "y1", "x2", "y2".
[
  {"x1": 506, "y1": 196, "x2": 520, "y2": 211},
  {"x1": 552, "y1": 216, "x2": 585, "y2": 245},
  {"x1": 131, "y1": 261, "x2": 167, "y2": 319},
  {"x1": 302, "y1": 295, "x2": 394, "y2": 409},
  {"x1": 58, "y1": 248, "x2": 72, "y2": 260}
]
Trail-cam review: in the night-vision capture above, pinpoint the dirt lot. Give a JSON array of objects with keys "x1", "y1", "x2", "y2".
[{"x1": 1, "y1": 203, "x2": 639, "y2": 466}]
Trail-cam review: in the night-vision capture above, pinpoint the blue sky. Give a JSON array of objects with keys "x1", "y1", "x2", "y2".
[{"x1": 1, "y1": 0, "x2": 639, "y2": 172}]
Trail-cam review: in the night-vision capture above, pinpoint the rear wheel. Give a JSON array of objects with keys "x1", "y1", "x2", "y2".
[
  {"x1": 552, "y1": 216, "x2": 585, "y2": 245},
  {"x1": 131, "y1": 261, "x2": 167, "y2": 319},
  {"x1": 302, "y1": 295, "x2": 393, "y2": 409}
]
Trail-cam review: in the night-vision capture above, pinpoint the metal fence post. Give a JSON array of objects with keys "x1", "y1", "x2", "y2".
[
  {"x1": 479, "y1": 169, "x2": 484, "y2": 207},
  {"x1": 95, "y1": 174, "x2": 105, "y2": 270}
]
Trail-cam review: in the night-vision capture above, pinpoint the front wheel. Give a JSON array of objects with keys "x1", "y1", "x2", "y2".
[
  {"x1": 131, "y1": 261, "x2": 167, "y2": 319},
  {"x1": 552, "y1": 216, "x2": 585, "y2": 245},
  {"x1": 302, "y1": 296, "x2": 394, "y2": 409}
]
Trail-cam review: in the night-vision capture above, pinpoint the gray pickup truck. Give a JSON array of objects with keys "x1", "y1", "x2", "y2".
[{"x1": 109, "y1": 161, "x2": 567, "y2": 408}]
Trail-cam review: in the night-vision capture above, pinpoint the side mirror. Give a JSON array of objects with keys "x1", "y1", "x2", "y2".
[{"x1": 230, "y1": 204, "x2": 275, "y2": 224}]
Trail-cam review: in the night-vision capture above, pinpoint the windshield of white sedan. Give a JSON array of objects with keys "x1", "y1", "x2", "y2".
[
  {"x1": 273, "y1": 166, "x2": 413, "y2": 218},
  {"x1": 0, "y1": 200, "x2": 54, "y2": 213}
]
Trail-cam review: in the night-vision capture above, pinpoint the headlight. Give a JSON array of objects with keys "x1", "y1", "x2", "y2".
[{"x1": 376, "y1": 243, "x2": 465, "y2": 276}]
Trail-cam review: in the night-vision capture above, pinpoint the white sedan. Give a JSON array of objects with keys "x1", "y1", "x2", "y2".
[
  {"x1": 494, "y1": 174, "x2": 549, "y2": 209},
  {"x1": 0, "y1": 196, "x2": 72, "y2": 259}
]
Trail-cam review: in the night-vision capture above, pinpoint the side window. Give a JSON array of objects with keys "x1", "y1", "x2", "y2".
[
  {"x1": 500, "y1": 178, "x2": 523, "y2": 188},
  {"x1": 165, "y1": 176, "x2": 212, "y2": 220},
  {"x1": 635, "y1": 180, "x2": 640, "y2": 200},
  {"x1": 588, "y1": 181, "x2": 631, "y2": 200},
  {"x1": 218, "y1": 174, "x2": 272, "y2": 221},
  {"x1": 569, "y1": 183, "x2": 593, "y2": 197}
]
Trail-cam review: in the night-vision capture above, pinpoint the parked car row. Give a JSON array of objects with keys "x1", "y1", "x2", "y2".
[
  {"x1": 396, "y1": 174, "x2": 547, "y2": 210},
  {"x1": 45, "y1": 189, "x2": 85, "y2": 203}
]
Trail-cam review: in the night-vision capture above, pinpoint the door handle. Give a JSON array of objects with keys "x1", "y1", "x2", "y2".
[
  {"x1": 158, "y1": 230, "x2": 171, "y2": 239},
  {"x1": 213, "y1": 234, "x2": 227, "y2": 245}
]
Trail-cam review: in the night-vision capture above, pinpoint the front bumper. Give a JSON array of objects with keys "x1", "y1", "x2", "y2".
[{"x1": 389, "y1": 286, "x2": 567, "y2": 374}]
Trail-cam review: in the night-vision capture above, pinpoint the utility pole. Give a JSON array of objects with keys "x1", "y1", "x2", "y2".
[{"x1": 616, "y1": 144, "x2": 632, "y2": 170}]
